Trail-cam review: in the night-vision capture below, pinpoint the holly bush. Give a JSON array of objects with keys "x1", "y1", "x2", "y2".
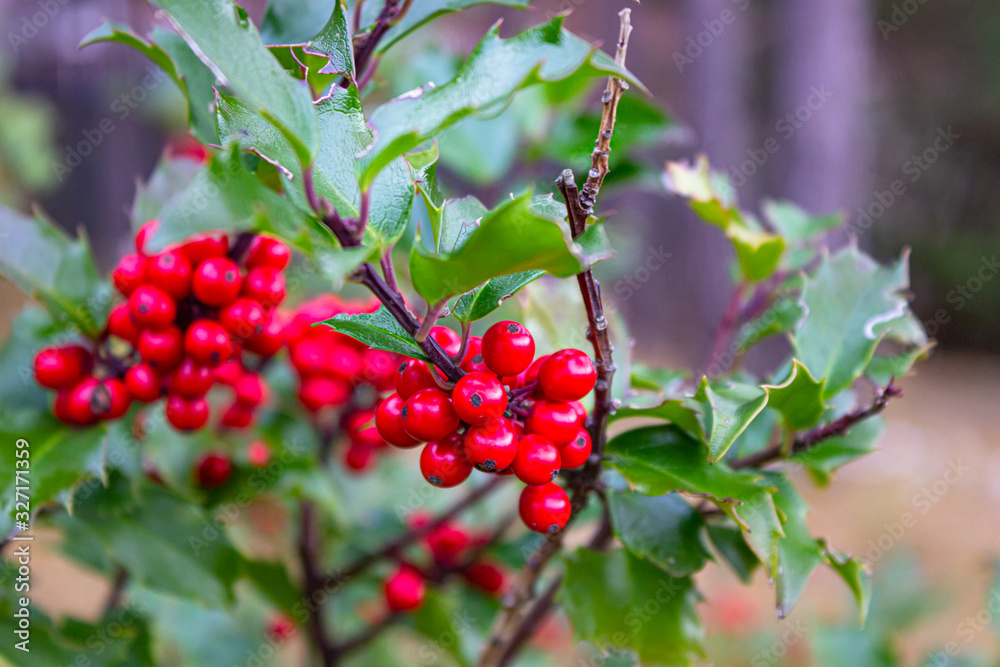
[{"x1": 0, "y1": 1, "x2": 931, "y2": 665}]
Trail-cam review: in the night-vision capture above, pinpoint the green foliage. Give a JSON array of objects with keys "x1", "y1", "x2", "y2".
[{"x1": 322, "y1": 305, "x2": 427, "y2": 359}]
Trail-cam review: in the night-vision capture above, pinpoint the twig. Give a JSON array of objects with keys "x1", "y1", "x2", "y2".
[
  {"x1": 414, "y1": 300, "x2": 445, "y2": 343},
  {"x1": 451, "y1": 320, "x2": 472, "y2": 365},
  {"x1": 731, "y1": 380, "x2": 903, "y2": 470},
  {"x1": 299, "y1": 502, "x2": 336, "y2": 667},
  {"x1": 351, "y1": 0, "x2": 412, "y2": 83},
  {"x1": 331, "y1": 611, "x2": 402, "y2": 656},
  {"x1": 704, "y1": 280, "x2": 749, "y2": 372},
  {"x1": 101, "y1": 568, "x2": 128, "y2": 618},
  {"x1": 380, "y1": 249, "x2": 398, "y2": 293}
]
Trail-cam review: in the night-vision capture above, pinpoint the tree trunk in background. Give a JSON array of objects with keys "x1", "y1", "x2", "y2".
[{"x1": 773, "y1": 0, "x2": 872, "y2": 219}]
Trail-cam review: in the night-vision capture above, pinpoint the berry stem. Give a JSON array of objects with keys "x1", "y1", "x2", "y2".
[
  {"x1": 298, "y1": 501, "x2": 337, "y2": 667},
  {"x1": 451, "y1": 320, "x2": 472, "y2": 365}
]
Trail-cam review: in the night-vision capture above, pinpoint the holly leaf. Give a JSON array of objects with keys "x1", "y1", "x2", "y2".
[
  {"x1": 302, "y1": 0, "x2": 354, "y2": 78},
  {"x1": 560, "y1": 548, "x2": 705, "y2": 666},
  {"x1": 705, "y1": 521, "x2": 759, "y2": 584},
  {"x1": 260, "y1": 0, "x2": 334, "y2": 45},
  {"x1": 790, "y1": 416, "x2": 884, "y2": 485},
  {"x1": 727, "y1": 224, "x2": 786, "y2": 282},
  {"x1": 693, "y1": 378, "x2": 769, "y2": 463},
  {"x1": 0, "y1": 205, "x2": 110, "y2": 337},
  {"x1": 608, "y1": 399, "x2": 704, "y2": 444},
  {"x1": 360, "y1": 15, "x2": 646, "y2": 187},
  {"x1": 732, "y1": 296, "x2": 804, "y2": 353},
  {"x1": 366, "y1": 0, "x2": 533, "y2": 55},
  {"x1": 409, "y1": 192, "x2": 612, "y2": 306},
  {"x1": 152, "y1": 0, "x2": 318, "y2": 163},
  {"x1": 825, "y1": 548, "x2": 872, "y2": 626},
  {"x1": 767, "y1": 473, "x2": 825, "y2": 619},
  {"x1": 432, "y1": 196, "x2": 488, "y2": 254},
  {"x1": 762, "y1": 360, "x2": 827, "y2": 431},
  {"x1": 793, "y1": 247, "x2": 911, "y2": 399},
  {"x1": 0, "y1": 307, "x2": 64, "y2": 413},
  {"x1": 607, "y1": 491, "x2": 712, "y2": 578},
  {"x1": 321, "y1": 306, "x2": 427, "y2": 360},
  {"x1": 452, "y1": 271, "x2": 545, "y2": 323},
  {"x1": 762, "y1": 199, "x2": 843, "y2": 244}
]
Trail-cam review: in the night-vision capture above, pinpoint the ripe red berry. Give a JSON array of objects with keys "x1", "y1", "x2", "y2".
[
  {"x1": 214, "y1": 359, "x2": 243, "y2": 386},
  {"x1": 169, "y1": 358, "x2": 215, "y2": 397},
  {"x1": 178, "y1": 232, "x2": 228, "y2": 266},
  {"x1": 244, "y1": 314, "x2": 284, "y2": 357},
  {"x1": 451, "y1": 372, "x2": 507, "y2": 425},
  {"x1": 247, "y1": 441, "x2": 271, "y2": 468},
  {"x1": 463, "y1": 417, "x2": 518, "y2": 473},
  {"x1": 560, "y1": 429, "x2": 592, "y2": 469},
  {"x1": 512, "y1": 434, "x2": 561, "y2": 486},
  {"x1": 219, "y1": 298, "x2": 266, "y2": 341},
  {"x1": 568, "y1": 400, "x2": 587, "y2": 427},
  {"x1": 125, "y1": 363, "x2": 162, "y2": 402},
  {"x1": 195, "y1": 452, "x2": 232, "y2": 488},
  {"x1": 134, "y1": 219, "x2": 160, "y2": 256},
  {"x1": 185, "y1": 319, "x2": 232, "y2": 367},
  {"x1": 234, "y1": 372, "x2": 267, "y2": 406},
  {"x1": 138, "y1": 326, "x2": 185, "y2": 371},
  {"x1": 481, "y1": 321, "x2": 535, "y2": 377},
  {"x1": 298, "y1": 376, "x2": 350, "y2": 412},
  {"x1": 241, "y1": 267, "x2": 285, "y2": 308},
  {"x1": 112, "y1": 253, "x2": 147, "y2": 296},
  {"x1": 402, "y1": 388, "x2": 459, "y2": 442},
  {"x1": 460, "y1": 336, "x2": 491, "y2": 374},
  {"x1": 165, "y1": 395, "x2": 210, "y2": 431},
  {"x1": 34, "y1": 345, "x2": 89, "y2": 390},
  {"x1": 346, "y1": 410, "x2": 382, "y2": 448},
  {"x1": 326, "y1": 346, "x2": 363, "y2": 379},
  {"x1": 266, "y1": 614, "x2": 295, "y2": 642},
  {"x1": 420, "y1": 434, "x2": 473, "y2": 488},
  {"x1": 522, "y1": 354, "x2": 549, "y2": 398},
  {"x1": 290, "y1": 338, "x2": 326, "y2": 377},
  {"x1": 343, "y1": 442, "x2": 376, "y2": 472},
  {"x1": 65, "y1": 377, "x2": 101, "y2": 425},
  {"x1": 245, "y1": 235, "x2": 291, "y2": 271},
  {"x1": 101, "y1": 378, "x2": 131, "y2": 420},
  {"x1": 192, "y1": 257, "x2": 242, "y2": 306},
  {"x1": 425, "y1": 523, "x2": 471, "y2": 564},
  {"x1": 526, "y1": 400, "x2": 580, "y2": 446},
  {"x1": 107, "y1": 303, "x2": 141, "y2": 344},
  {"x1": 538, "y1": 349, "x2": 597, "y2": 401},
  {"x1": 384, "y1": 565, "x2": 426, "y2": 612},
  {"x1": 129, "y1": 285, "x2": 176, "y2": 330},
  {"x1": 519, "y1": 483, "x2": 571, "y2": 534},
  {"x1": 463, "y1": 561, "x2": 506, "y2": 595},
  {"x1": 52, "y1": 389, "x2": 74, "y2": 424},
  {"x1": 394, "y1": 359, "x2": 436, "y2": 400},
  {"x1": 429, "y1": 326, "x2": 462, "y2": 357},
  {"x1": 146, "y1": 250, "x2": 193, "y2": 299},
  {"x1": 221, "y1": 402, "x2": 254, "y2": 428},
  {"x1": 375, "y1": 394, "x2": 421, "y2": 448},
  {"x1": 362, "y1": 349, "x2": 397, "y2": 391}
]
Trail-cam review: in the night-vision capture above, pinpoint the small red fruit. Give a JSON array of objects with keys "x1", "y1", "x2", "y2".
[
  {"x1": 538, "y1": 349, "x2": 597, "y2": 401},
  {"x1": 165, "y1": 395, "x2": 210, "y2": 431},
  {"x1": 512, "y1": 434, "x2": 561, "y2": 486},
  {"x1": 451, "y1": 372, "x2": 507, "y2": 425},
  {"x1": 361, "y1": 349, "x2": 397, "y2": 391},
  {"x1": 568, "y1": 400, "x2": 587, "y2": 427},
  {"x1": 463, "y1": 561, "x2": 506, "y2": 595},
  {"x1": 245, "y1": 235, "x2": 291, "y2": 271},
  {"x1": 245, "y1": 314, "x2": 284, "y2": 357},
  {"x1": 137, "y1": 326, "x2": 184, "y2": 371},
  {"x1": 185, "y1": 319, "x2": 232, "y2": 367},
  {"x1": 146, "y1": 250, "x2": 193, "y2": 299},
  {"x1": 214, "y1": 359, "x2": 243, "y2": 386},
  {"x1": 343, "y1": 442, "x2": 376, "y2": 472},
  {"x1": 241, "y1": 267, "x2": 285, "y2": 308},
  {"x1": 34, "y1": 345, "x2": 89, "y2": 390},
  {"x1": 247, "y1": 441, "x2": 271, "y2": 468},
  {"x1": 426, "y1": 523, "x2": 471, "y2": 563},
  {"x1": 220, "y1": 402, "x2": 254, "y2": 428},
  {"x1": 65, "y1": 377, "x2": 101, "y2": 425},
  {"x1": 125, "y1": 363, "x2": 162, "y2": 402},
  {"x1": 402, "y1": 388, "x2": 459, "y2": 442},
  {"x1": 112, "y1": 253, "x2": 147, "y2": 296},
  {"x1": 101, "y1": 378, "x2": 131, "y2": 420},
  {"x1": 195, "y1": 452, "x2": 232, "y2": 488},
  {"x1": 266, "y1": 614, "x2": 295, "y2": 642},
  {"x1": 219, "y1": 298, "x2": 266, "y2": 341},
  {"x1": 394, "y1": 359, "x2": 436, "y2": 400},
  {"x1": 420, "y1": 434, "x2": 473, "y2": 488},
  {"x1": 460, "y1": 336, "x2": 491, "y2": 374},
  {"x1": 375, "y1": 394, "x2": 421, "y2": 448},
  {"x1": 519, "y1": 483, "x2": 571, "y2": 534},
  {"x1": 384, "y1": 565, "x2": 426, "y2": 612},
  {"x1": 429, "y1": 326, "x2": 462, "y2": 357},
  {"x1": 481, "y1": 321, "x2": 535, "y2": 377},
  {"x1": 134, "y1": 219, "x2": 160, "y2": 256},
  {"x1": 297, "y1": 376, "x2": 350, "y2": 412},
  {"x1": 192, "y1": 257, "x2": 242, "y2": 306},
  {"x1": 107, "y1": 302, "x2": 141, "y2": 344},
  {"x1": 560, "y1": 429, "x2": 592, "y2": 469},
  {"x1": 463, "y1": 417, "x2": 518, "y2": 473},
  {"x1": 526, "y1": 400, "x2": 580, "y2": 446},
  {"x1": 178, "y1": 232, "x2": 228, "y2": 266},
  {"x1": 234, "y1": 372, "x2": 267, "y2": 406},
  {"x1": 128, "y1": 285, "x2": 176, "y2": 330},
  {"x1": 169, "y1": 358, "x2": 215, "y2": 397}
]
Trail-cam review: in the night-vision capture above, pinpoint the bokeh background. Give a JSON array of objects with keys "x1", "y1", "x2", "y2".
[{"x1": 1, "y1": 0, "x2": 998, "y2": 664}]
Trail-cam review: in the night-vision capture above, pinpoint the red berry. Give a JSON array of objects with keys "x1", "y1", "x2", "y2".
[
  {"x1": 463, "y1": 561, "x2": 506, "y2": 595},
  {"x1": 34, "y1": 346, "x2": 89, "y2": 390},
  {"x1": 451, "y1": 372, "x2": 507, "y2": 426},
  {"x1": 214, "y1": 359, "x2": 243, "y2": 386},
  {"x1": 526, "y1": 400, "x2": 579, "y2": 446},
  {"x1": 219, "y1": 298, "x2": 266, "y2": 341},
  {"x1": 463, "y1": 417, "x2": 518, "y2": 473},
  {"x1": 247, "y1": 441, "x2": 271, "y2": 468},
  {"x1": 107, "y1": 303, "x2": 141, "y2": 344},
  {"x1": 146, "y1": 250, "x2": 193, "y2": 299},
  {"x1": 375, "y1": 394, "x2": 421, "y2": 448},
  {"x1": 362, "y1": 349, "x2": 397, "y2": 391},
  {"x1": 384, "y1": 565, "x2": 426, "y2": 612},
  {"x1": 52, "y1": 389, "x2": 74, "y2": 423},
  {"x1": 195, "y1": 452, "x2": 232, "y2": 487},
  {"x1": 326, "y1": 345, "x2": 363, "y2": 379},
  {"x1": 128, "y1": 285, "x2": 176, "y2": 330},
  {"x1": 560, "y1": 429, "x2": 592, "y2": 469},
  {"x1": 112, "y1": 253, "x2": 147, "y2": 296},
  {"x1": 298, "y1": 376, "x2": 350, "y2": 412},
  {"x1": 134, "y1": 220, "x2": 160, "y2": 256},
  {"x1": 394, "y1": 359, "x2": 435, "y2": 399},
  {"x1": 138, "y1": 326, "x2": 184, "y2": 371},
  {"x1": 568, "y1": 400, "x2": 587, "y2": 427},
  {"x1": 402, "y1": 388, "x2": 459, "y2": 442},
  {"x1": 192, "y1": 257, "x2": 242, "y2": 306},
  {"x1": 166, "y1": 395, "x2": 210, "y2": 431},
  {"x1": 512, "y1": 434, "x2": 561, "y2": 486},
  {"x1": 290, "y1": 338, "x2": 326, "y2": 376},
  {"x1": 125, "y1": 363, "x2": 162, "y2": 402},
  {"x1": 426, "y1": 523, "x2": 471, "y2": 564},
  {"x1": 266, "y1": 614, "x2": 295, "y2": 642},
  {"x1": 481, "y1": 321, "x2": 535, "y2": 377},
  {"x1": 185, "y1": 319, "x2": 232, "y2": 367},
  {"x1": 241, "y1": 267, "x2": 285, "y2": 308},
  {"x1": 420, "y1": 434, "x2": 473, "y2": 488},
  {"x1": 221, "y1": 402, "x2": 254, "y2": 428},
  {"x1": 169, "y1": 358, "x2": 214, "y2": 397},
  {"x1": 522, "y1": 354, "x2": 549, "y2": 398},
  {"x1": 539, "y1": 349, "x2": 597, "y2": 401},
  {"x1": 343, "y1": 442, "x2": 376, "y2": 472},
  {"x1": 346, "y1": 410, "x2": 382, "y2": 448},
  {"x1": 178, "y1": 232, "x2": 228, "y2": 266},
  {"x1": 246, "y1": 235, "x2": 291, "y2": 271},
  {"x1": 519, "y1": 483, "x2": 571, "y2": 534},
  {"x1": 429, "y1": 326, "x2": 462, "y2": 357},
  {"x1": 234, "y1": 372, "x2": 267, "y2": 406},
  {"x1": 65, "y1": 377, "x2": 101, "y2": 425},
  {"x1": 460, "y1": 337, "x2": 491, "y2": 374},
  {"x1": 101, "y1": 378, "x2": 131, "y2": 420},
  {"x1": 245, "y1": 313, "x2": 284, "y2": 357}
]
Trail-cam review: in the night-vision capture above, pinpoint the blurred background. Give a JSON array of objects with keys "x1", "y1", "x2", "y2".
[{"x1": 1, "y1": 0, "x2": 998, "y2": 664}]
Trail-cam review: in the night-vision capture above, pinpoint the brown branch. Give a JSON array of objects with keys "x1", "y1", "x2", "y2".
[
  {"x1": 731, "y1": 380, "x2": 903, "y2": 470},
  {"x1": 350, "y1": 0, "x2": 412, "y2": 84},
  {"x1": 299, "y1": 501, "x2": 337, "y2": 667},
  {"x1": 101, "y1": 568, "x2": 128, "y2": 618}
]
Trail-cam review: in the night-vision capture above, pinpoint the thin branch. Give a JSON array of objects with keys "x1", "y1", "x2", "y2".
[
  {"x1": 494, "y1": 575, "x2": 563, "y2": 667},
  {"x1": 380, "y1": 250, "x2": 398, "y2": 293},
  {"x1": 731, "y1": 380, "x2": 903, "y2": 470},
  {"x1": 414, "y1": 300, "x2": 446, "y2": 343},
  {"x1": 451, "y1": 320, "x2": 472, "y2": 365},
  {"x1": 101, "y1": 568, "x2": 128, "y2": 618},
  {"x1": 705, "y1": 280, "x2": 748, "y2": 372},
  {"x1": 331, "y1": 611, "x2": 402, "y2": 656},
  {"x1": 299, "y1": 502, "x2": 336, "y2": 667},
  {"x1": 351, "y1": 0, "x2": 412, "y2": 83}
]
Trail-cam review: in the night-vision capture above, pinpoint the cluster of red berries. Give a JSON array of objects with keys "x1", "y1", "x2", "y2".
[
  {"x1": 284, "y1": 296, "x2": 401, "y2": 472},
  {"x1": 34, "y1": 220, "x2": 289, "y2": 431},
  {"x1": 375, "y1": 321, "x2": 597, "y2": 535},
  {"x1": 383, "y1": 514, "x2": 507, "y2": 612}
]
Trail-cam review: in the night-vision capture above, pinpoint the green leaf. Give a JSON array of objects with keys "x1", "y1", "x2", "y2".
[
  {"x1": 793, "y1": 247, "x2": 911, "y2": 399},
  {"x1": 732, "y1": 296, "x2": 804, "y2": 353},
  {"x1": 322, "y1": 305, "x2": 426, "y2": 360},
  {"x1": 452, "y1": 271, "x2": 545, "y2": 323},
  {"x1": 560, "y1": 548, "x2": 705, "y2": 666},
  {"x1": 628, "y1": 365, "x2": 687, "y2": 395},
  {"x1": 303, "y1": 0, "x2": 354, "y2": 78},
  {"x1": 608, "y1": 399, "x2": 704, "y2": 444},
  {"x1": 0, "y1": 307, "x2": 63, "y2": 413},
  {"x1": 607, "y1": 491, "x2": 712, "y2": 578},
  {"x1": 409, "y1": 192, "x2": 612, "y2": 305},
  {"x1": 410, "y1": 589, "x2": 468, "y2": 667},
  {"x1": 705, "y1": 521, "x2": 759, "y2": 584},
  {"x1": 153, "y1": 0, "x2": 318, "y2": 163},
  {"x1": 767, "y1": 473, "x2": 825, "y2": 619},
  {"x1": 727, "y1": 224, "x2": 786, "y2": 282},
  {"x1": 0, "y1": 206, "x2": 109, "y2": 336},
  {"x1": 406, "y1": 142, "x2": 445, "y2": 226},
  {"x1": 762, "y1": 199, "x2": 843, "y2": 243},
  {"x1": 260, "y1": 0, "x2": 334, "y2": 45},
  {"x1": 826, "y1": 548, "x2": 872, "y2": 626},
  {"x1": 693, "y1": 378, "x2": 769, "y2": 463},
  {"x1": 432, "y1": 195, "x2": 487, "y2": 253},
  {"x1": 790, "y1": 416, "x2": 884, "y2": 484},
  {"x1": 730, "y1": 486, "x2": 783, "y2": 584},
  {"x1": 360, "y1": 16, "x2": 645, "y2": 187},
  {"x1": 368, "y1": 0, "x2": 533, "y2": 55},
  {"x1": 80, "y1": 21, "x2": 180, "y2": 81},
  {"x1": 865, "y1": 310, "x2": 932, "y2": 385},
  {"x1": 762, "y1": 360, "x2": 827, "y2": 431}
]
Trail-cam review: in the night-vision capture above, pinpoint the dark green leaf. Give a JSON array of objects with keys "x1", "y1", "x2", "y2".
[
  {"x1": 303, "y1": 0, "x2": 354, "y2": 78},
  {"x1": 732, "y1": 296, "x2": 804, "y2": 353},
  {"x1": 767, "y1": 473, "x2": 825, "y2": 619},
  {"x1": 452, "y1": 271, "x2": 544, "y2": 323},
  {"x1": 410, "y1": 589, "x2": 468, "y2": 667},
  {"x1": 628, "y1": 365, "x2": 687, "y2": 395},
  {"x1": 693, "y1": 378, "x2": 768, "y2": 462},
  {"x1": 433, "y1": 196, "x2": 487, "y2": 253},
  {"x1": 0, "y1": 306, "x2": 62, "y2": 413},
  {"x1": 705, "y1": 521, "x2": 759, "y2": 584},
  {"x1": 322, "y1": 305, "x2": 426, "y2": 360},
  {"x1": 607, "y1": 491, "x2": 712, "y2": 577},
  {"x1": 763, "y1": 360, "x2": 827, "y2": 431},
  {"x1": 608, "y1": 399, "x2": 703, "y2": 444},
  {"x1": 154, "y1": 29, "x2": 219, "y2": 144},
  {"x1": 560, "y1": 548, "x2": 705, "y2": 666}
]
